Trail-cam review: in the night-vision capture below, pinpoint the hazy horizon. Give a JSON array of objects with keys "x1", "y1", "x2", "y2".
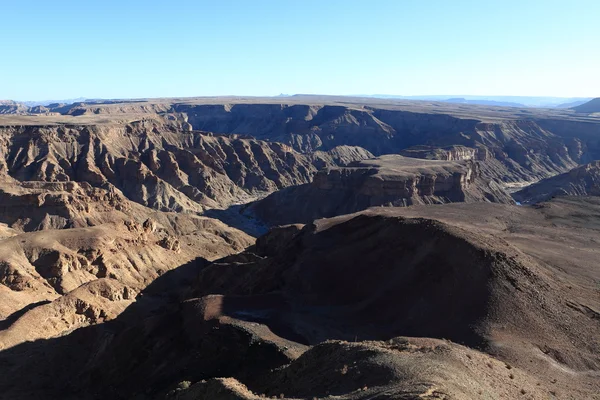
[
  {"x1": 2, "y1": 0, "x2": 599, "y2": 100},
  {"x1": 5, "y1": 94, "x2": 594, "y2": 101},
  {"x1": 4, "y1": 94, "x2": 593, "y2": 110}
]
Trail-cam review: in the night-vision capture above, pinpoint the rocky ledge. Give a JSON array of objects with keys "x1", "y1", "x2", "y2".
[{"x1": 246, "y1": 155, "x2": 513, "y2": 225}]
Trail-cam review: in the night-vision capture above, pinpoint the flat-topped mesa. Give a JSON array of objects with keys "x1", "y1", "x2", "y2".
[
  {"x1": 313, "y1": 156, "x2": 479, "y2": 203},
  {"x1": 247, "y1": 155, "x2": 513, "y2": 225},
  {"x1": 320, "y1": 155, "x2": 494, "y2": 201}
]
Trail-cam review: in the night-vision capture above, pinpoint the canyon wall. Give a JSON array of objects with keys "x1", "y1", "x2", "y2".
[
  {"x1": 5, "y1": 101, "x2": 600, "y2": 185},
  {"x1": 174, "y1": 103, "x2": 600, "y2": 183},
  {"x1": 0, "y1": 121, "x2": 371, "y2": 212},
  {"x1": 247, "y1": 155, "x2": 513, "y2": 225}
]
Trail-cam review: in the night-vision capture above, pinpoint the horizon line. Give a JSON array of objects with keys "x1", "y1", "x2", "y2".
[{"x1": 4, "y1": 93, "x2": 596, "y2": 103}]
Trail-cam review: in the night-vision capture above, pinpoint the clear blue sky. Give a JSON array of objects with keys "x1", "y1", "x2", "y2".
[{"x1": 1, "y1": 0, "x2": 598, "y2": 100}]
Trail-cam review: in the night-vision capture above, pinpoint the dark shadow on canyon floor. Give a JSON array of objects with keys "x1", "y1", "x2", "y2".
[{"x1": 203, "y1": 204, "x2": 269, "y2": 237}]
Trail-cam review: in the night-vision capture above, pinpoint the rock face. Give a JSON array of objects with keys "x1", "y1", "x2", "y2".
[
  {"x1": 1, "y1": 198, "x2": 598, "y2": 399},
  {"x1": 247, "y1": 155, "x2": 513, "y2": 225},
  {"x1": 514, "y1": 160, "x2": 600, "y2": 203},
  {"x1": 0, "y1": 121, "x2": 371, "y2": 212},
  {"x1": 173, "y1": 103, "x2": 600, "y2": 183},
  {"x1": 4, "y1": 99, "x2": 600, "y2": 185}
]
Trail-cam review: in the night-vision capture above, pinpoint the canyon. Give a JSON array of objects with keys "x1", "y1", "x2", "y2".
[{"x1": 0, "y1": 96, "x2": 599, "y2": 399}]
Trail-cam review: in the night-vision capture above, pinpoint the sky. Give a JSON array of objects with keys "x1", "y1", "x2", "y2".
[{"x1": 1, "y1": 0, "x2": 599, "y2": 101}]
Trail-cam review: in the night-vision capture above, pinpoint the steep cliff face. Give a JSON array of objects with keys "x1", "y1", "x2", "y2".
[
  {"x1": 247, "y1": 155, "x2": 513, "y2": 225},
  {"x1": 514, "y1": 161, "x2": 600, "y2": 203},
  {"x1": 176, "y1": 104, "x2": 395, "y2": 154},
  {"x1": 5, "y1": 101, "x2": 599, "y2": 185},
  {"x1": 172, "y1": 103, "x2": 600, "y2": 183},
  {"x1": 0, "y1": 121, "x2": 369, "y2": 212}
]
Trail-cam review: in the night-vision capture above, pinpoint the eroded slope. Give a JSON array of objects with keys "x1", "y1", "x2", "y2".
[
  {"x1": 0, "y1": 178, "x2": 253, "y2": 348},
  {"x1": 0, "y1": 198, "x2": 598, "y2": 399},
  {"x1": 514, "y1": 160, "x2": 600, "y2": 203},
  {"x1": 0, "y1": 120, "x2": 372, "y2": 212}
]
